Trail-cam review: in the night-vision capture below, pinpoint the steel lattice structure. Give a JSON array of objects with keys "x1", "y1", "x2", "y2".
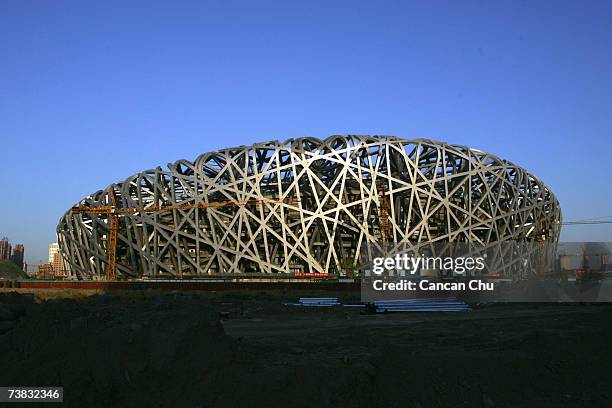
[{"x1": 58, "y1": 135, "x2": 561, "y2": 278}]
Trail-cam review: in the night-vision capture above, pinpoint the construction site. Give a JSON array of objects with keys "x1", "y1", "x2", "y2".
[
  {"x1": 5, "y1": 136, "x2": 605, "y2": 293},
  {"x1": 56, "y1": 136, "x2": 562, "y2": 279},
  {"x1": 1, "y1": 288, "x2": 611, "y2": 407},
  {"x1": 3, "y1": 0, "x2": 612, "y2": 405},
  {"x1": 1, "y1": 136, "x2": 611, "y2": 407}
]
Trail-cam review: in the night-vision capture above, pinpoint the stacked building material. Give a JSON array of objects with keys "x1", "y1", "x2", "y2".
[
  {"x1": 371, "y1": 299, "x2": 470, "y2": 313},
  {"x1": 284, "y1": 297, "x2": 340, "y2": 307}
]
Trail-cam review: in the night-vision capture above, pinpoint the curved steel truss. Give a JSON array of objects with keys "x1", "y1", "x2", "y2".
[{"x1": 57, "y1": 135, "x2": 561, "y2": 278}]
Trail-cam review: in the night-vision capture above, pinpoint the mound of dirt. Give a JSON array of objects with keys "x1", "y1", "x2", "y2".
[{"x1": 0, "y1": 260, "x2": 27, "y2": 280}]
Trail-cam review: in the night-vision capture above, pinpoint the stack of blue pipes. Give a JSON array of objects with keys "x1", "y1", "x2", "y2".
[{"x1": 371, "y1": 299, "x2": 470, "y2": 312}]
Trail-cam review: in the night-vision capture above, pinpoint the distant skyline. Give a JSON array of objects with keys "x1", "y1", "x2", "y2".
[{"x1": 1, "y1": 0, "x2": 611, "y2": 263}]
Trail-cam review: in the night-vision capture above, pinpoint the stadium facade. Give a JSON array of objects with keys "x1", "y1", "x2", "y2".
[{"x1": 57, "y1": 135, "x2": 561, "y2": 279}]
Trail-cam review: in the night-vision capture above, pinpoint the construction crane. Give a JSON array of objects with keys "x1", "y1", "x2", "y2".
[
  {"x1": 70, "y1": 189, "x2": 297, "y2": 280},
  {"x1": 378, "y1": 183, "x2": 391, "y2": 248}
]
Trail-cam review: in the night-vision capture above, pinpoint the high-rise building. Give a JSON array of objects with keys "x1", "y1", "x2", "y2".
[
  {"x1": 0, "y1": 238, "x2": 11, "y2": 261},
  {"x1": 48, "y1": 242, "x2": 60, "y2": 264},
  {"x1": 11, "y1": 244, "x2": 25, "y2": 270},
  {"x1": 52, "y1": 252, "x2": 63, "y2": 277},
  {"x1": 49, "y1": 241, "x2": 71, "y2": 278}
]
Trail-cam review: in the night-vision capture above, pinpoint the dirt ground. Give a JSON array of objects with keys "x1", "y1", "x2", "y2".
[{"x1": 0, "y1": 288, "x2": 611, "y2": 407}]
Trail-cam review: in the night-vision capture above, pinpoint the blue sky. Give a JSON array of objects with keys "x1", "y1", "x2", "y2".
[{"x1": 1, "y1": 0, "x2": 611, "y2": 264}]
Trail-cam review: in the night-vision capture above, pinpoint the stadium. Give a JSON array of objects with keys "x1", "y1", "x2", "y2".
[{"x1": 57, "y1": 135, "x2": 561, "y2": 279}]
